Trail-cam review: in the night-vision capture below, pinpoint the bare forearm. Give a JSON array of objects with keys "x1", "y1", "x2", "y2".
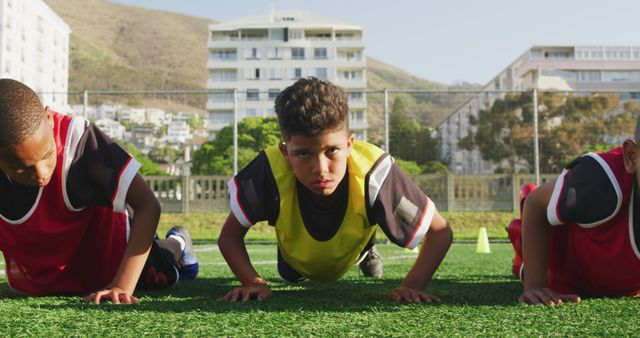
[
  {"x1": 522, "y1": 199, "x2": 549, "y2": 291},
  {"x1": 401, "y1": 225, "x2": 453, "y2": 290},
  {"x1": 110, "y1": 203, "x2": 159, "y2": 293},
  {"x1": 218, "y1": 225, "x2": 264, "y2": 286}
]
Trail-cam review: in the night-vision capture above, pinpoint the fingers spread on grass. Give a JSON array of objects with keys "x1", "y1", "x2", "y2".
[
  {"x1": 221, "y1": 287, "x2": 270, "y2": 302},
  {"x1": 242, "y1": 289, "x2": 252, "y2": 302},
  {"x1": 420, "y1": 293, "x2": 441, "y2": 303},
  {"x1": 83, "y1": 289, "x2": 130, "y2": 305},
  {"x1": 225, "y1": 288, "x2": 241, "y2": 302},
  {"x1": 389, "y1": 287, "x2": 439, "y2": 304},
  {"x1": 519, "y1": 288, "x2": 580, "y2": 306}
]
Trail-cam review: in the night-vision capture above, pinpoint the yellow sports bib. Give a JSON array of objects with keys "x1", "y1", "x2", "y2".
[{"x1": 264, "y1": 141, "x2": 385, "y2": 281}]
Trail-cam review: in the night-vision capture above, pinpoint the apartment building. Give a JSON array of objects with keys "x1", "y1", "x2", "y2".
[
  {"x1": 438, "y1": 45, "x2": 640, "y2": 174},
  {"x1": 207, "y1": 10, "x2": 368, "y2": 139},
  {"x1": 0, "y1": 0, "x2": 70, "y2": 111}
]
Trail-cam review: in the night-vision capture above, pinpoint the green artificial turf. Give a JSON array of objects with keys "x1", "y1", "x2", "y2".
[
  {"x1": 0, "y1": 243, "x2": 637, "y2": 336},
  {"x1": 158, "y1": 211, "x2": 517, "y2": 242}
]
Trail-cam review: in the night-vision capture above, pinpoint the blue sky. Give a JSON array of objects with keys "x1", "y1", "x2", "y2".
[{"x1": 111, "y1": 0, "x2": 640, "y2": 85}]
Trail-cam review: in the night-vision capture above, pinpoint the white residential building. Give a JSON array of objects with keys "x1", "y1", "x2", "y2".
[
  {"x1": 166, "y1": 121, "x2": 191, "y2": 144},
  {"x1": 0, "y1": 0, "x2": 70, "y2": 111},
  {"x1": 95, "y1": 118, "x2": 125, "y2": 141},
  {"x1": 118, "y1": 108, "x2": 146, "y2": 125},
  {"x1": 438, "y1": 45, "x2": 640, "y2": 174},
  {"x1": 145, "y1": 108, "x2": 168, "y2": 127},
  {"x1": 207, "y1": 10, "x2": 368, "y2": 139}
]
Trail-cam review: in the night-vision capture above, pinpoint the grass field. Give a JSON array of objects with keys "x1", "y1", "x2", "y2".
[
  {"x1": 0, "y1": 242, "x2": 637, "y2": 336},
  {"x1": 157, "y1": 211, "x2": 517, "y2": 242}
]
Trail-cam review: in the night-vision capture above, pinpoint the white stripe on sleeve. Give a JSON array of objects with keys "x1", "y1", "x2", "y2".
[
  {"x1": 405, "y1": 197, "x2": 436, "y2": 249},
  {"x1": 228, "y1": 176, "x2": 252, "y2": 228}
]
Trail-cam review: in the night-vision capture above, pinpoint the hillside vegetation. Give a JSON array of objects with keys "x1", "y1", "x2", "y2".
[{"x1": 45, "y1": 0, "x2": 478, "y2": 128}]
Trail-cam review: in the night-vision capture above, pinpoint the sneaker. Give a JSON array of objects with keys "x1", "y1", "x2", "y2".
[
  {"x1": 166, "y1": 225, "x2": 199, "y2": 280},
  {"x1": 359, "y1": 246, "x2": 383, "y2": 278}
]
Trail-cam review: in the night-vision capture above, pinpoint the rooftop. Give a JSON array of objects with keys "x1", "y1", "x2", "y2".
[{"x1": 210, "y1": 11, "x2": 361, "y2": 31}]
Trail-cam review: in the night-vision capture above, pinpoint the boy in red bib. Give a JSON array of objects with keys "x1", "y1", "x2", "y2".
[
  {"x1": 517, "y1": 118, "x2": 640, "y2": 305},
  {"x1": 218, "y1": 77, "x2": 453, "y2": 303},
  {"x1": 506, "y1": 183, "x2": 537, "y2": 280},
  {"x1": 0, "y1": 79, "x2": 197, "y2": 304}
]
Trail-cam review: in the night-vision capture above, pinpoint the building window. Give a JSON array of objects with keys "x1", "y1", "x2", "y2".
[
  {"x1": 210, "y1": 92, "x2": 234, "y2": 103},
  {"x1": 294, "y1": 68, "x2": 302, "y2": 79},
  {"x1": 254, "y1": 68, "x2": 261, "y2": 80},
  {"x1": 210, "y1": 70, "x2": 237, "y2": 82},
  {"x1": 544, "y1": 51, "x2": 571, "y2": 59},
  {"x1": 348, "y1": 91, "x2": 364, "y2": 102},
  {"x1": 316, "y1": 68, "x2": 328, "y2": 80},
  {"x1": 268, "y1": 89, "x2": 280, "y2": 99},
  {"x1": 246, "y1": 89, "x2": 259, "y2": 101},
  {"x1": 267, "y1": 47, "x2": 284, "y2": 59},
  {"x1": 267, "y1": 68, "x2": 282, "y2": 80},
  {"x1": 578, "y1": 70, "x2": 601, "y2": 83},
  {"x1": 211, "y1": 49, "x2": 237, "y2": 61},
  {"x1": 350, "y1": 111, "x2": 364, "y2": 123},
  {"x1": 288, "y1": 29, "x2": 304, "y2": 40},
  {"x1": 245, "y1": 47, "x2": 259, "y2": 60},
  {"x1": 291, "y1": 48, "x2": 305, "y2": 60},
  {"x1": 37, "y1": 16, "x2": 44, "y2": 33},
  {"x1": 314, "y1": 48, "x2": 328, "y2": 59},
  {"x1": 209, "y1": 111, "x2": 234, "y2": 125}
]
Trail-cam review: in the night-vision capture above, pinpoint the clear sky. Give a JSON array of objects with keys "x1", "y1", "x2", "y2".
[{"x1": 111, "y1": 0, "x2": 640, "y2": 85}]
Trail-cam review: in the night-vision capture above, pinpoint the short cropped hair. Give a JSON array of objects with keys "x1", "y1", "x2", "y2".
[
  {"x1": 0, "y1": 79, "x2": 45, "y2": 148},
  {"x1": 274, "y1": 77, "x2": 349, "y2": 139}
]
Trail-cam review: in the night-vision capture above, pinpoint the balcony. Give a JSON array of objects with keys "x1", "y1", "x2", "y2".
[
  {"x1": 348, "y1": 99, "x2": 367, "y2": 109},
  {"x1": 349, "y1": 119, "x2": 368, "y2": 131},
  {"x1": 206, "y1": 100, "x2": 234, "y2": 110}
]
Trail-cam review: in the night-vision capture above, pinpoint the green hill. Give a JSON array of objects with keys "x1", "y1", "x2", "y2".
[{"x1": 45, "y1": 0, "x2": 477, "y2": 129}]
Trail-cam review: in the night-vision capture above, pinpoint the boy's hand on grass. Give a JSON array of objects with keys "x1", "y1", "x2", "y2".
[
  {"x1": 82, "y1": 286, "x2": 138, "y2": 305},
  {"x1": 389, "y1": 286, "x2": 441, "y2": 304},
  {"x1": 219, "y1": 284, "x2": 272, "y2": 302},
  {"x1": 519, "y1": 288, "x2": 580, "y2": 306}
]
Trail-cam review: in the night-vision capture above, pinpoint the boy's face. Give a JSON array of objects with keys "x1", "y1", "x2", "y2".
[
  {"x1": 0, "y1": 107, "x2": 56, "y2": 187},
  {"x1": 280, "y1": 128, "x2": 355, "y2": 197}
]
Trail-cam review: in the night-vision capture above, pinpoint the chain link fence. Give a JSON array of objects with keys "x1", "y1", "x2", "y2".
[{"x1": 45, "y1": 87, "x2": 639, "y2": 212}]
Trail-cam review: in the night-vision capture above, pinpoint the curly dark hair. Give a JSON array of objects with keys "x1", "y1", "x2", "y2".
[
  {"x1": 0, "y1": 79, "x2": 45, "y2": 148},
  {"x1": 274, "y1": 77, "x2": 349, "y2": 139}
]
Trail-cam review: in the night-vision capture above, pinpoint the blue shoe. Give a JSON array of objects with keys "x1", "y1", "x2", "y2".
[{"x1": 166, "y1": 225, "x2": 199, "y2": 280}]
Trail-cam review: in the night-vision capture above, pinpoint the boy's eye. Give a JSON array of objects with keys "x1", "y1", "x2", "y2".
[
  {"x1": 296, "y1": 152, "x2": 309, "y2": 159},
  {"x1": 15, "y1": 169, "x2": 25, "y2": 174},
  {"x1": 327, "y1": 148, "x2": 339, "y2": 155}
]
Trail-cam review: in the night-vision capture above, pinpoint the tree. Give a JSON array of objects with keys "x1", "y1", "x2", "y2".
[
  {"x1": 148, "y1": 146, "x2": 178, "y2": 164},
  {"x1": 460, "y1": 92, "x2": 623, "y2": 173},
  {"x1": 191, "y1": 117, "x2": 281, "y2": 175},
  {"x1": 186, "y1": 114, "x2": 204, "y2": 130},
  {"x1": 119, "y1": 141, "x2": 166, "y2": 175},
  {"x1": 389, "y1": 96, "x2": 441, "y2": 165}
]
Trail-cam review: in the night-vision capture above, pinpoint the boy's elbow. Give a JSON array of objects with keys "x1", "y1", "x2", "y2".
[
  {"x1": 149, "y1": 197, "x2": 161, "y2": 217},
  {"x1": 443, "y1": 223, "x2": 454, "y2": 246}
]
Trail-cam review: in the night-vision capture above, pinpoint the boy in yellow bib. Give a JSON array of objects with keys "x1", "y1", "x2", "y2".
[{"x1": 218, "y1": 77, "x2": 453, "y2": 303}]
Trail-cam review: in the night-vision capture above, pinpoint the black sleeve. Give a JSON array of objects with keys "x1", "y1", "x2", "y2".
[
  {"x1": 548, "y1": 155, "x2": 618, "y2": 225},
  {"x1": 67, "y1": 124, "x2": 140, "y2": 211},
  {"x1": 228, "y1": 151, "x2": 279, "y2": 227},
  {"x1": 368, "y1": 157, "x2": 436, "y2": 249}
]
